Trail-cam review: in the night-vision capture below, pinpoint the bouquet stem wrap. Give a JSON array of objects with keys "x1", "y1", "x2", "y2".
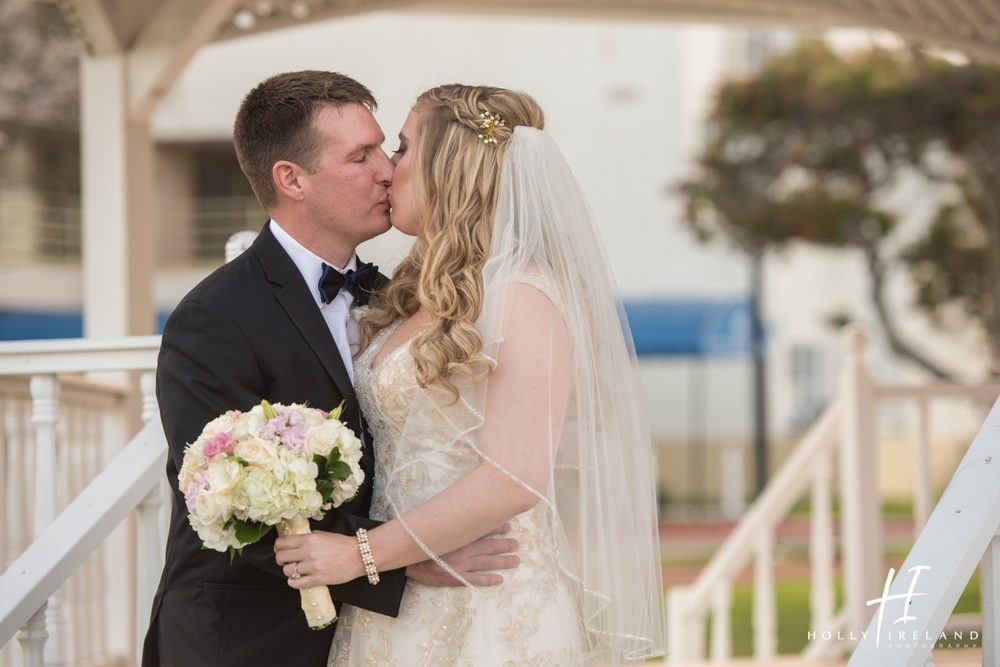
[{"x1": 278, "y1": 515, "x2": 337, "y2": 630}]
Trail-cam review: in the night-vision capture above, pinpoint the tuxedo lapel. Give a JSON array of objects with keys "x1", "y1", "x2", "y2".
[{"x1": 251, "y1": 224, "x2": 356, "y2": 404}]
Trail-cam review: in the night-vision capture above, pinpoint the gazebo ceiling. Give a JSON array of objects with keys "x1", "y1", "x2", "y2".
[{"x1": 214, "y1": 0, "x2": 1000, "y2": 63}]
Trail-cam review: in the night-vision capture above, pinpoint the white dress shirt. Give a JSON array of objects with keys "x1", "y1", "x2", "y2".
[{"x1": 269, "y1": 219, "x2": 360, "y2": 383}]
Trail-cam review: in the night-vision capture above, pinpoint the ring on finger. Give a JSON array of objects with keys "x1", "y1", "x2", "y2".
[{"x1": 291, "y1": 562, "x2": 302, "y2": 580}]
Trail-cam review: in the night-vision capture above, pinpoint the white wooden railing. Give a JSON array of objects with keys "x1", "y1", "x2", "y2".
[
  {"x1": 667, "y1": 326, "x2": 1000, "y2": 662},
  {"x1": 847, "y1": 398, "x2": 1000, "y2": 666},
  {"x1": 0, "y1": 338, "x2": 164, "y2": 667}
]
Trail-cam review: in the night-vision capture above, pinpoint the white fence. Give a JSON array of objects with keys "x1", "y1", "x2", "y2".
[
  {"x1": 667, "y1": 326, "x2": 1000, "y2": 663},
  {"x1": 0, "y1": 338, "x2": 164, "y2": 667}
]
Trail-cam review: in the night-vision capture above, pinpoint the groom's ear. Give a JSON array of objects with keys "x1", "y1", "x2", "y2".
[{"x1": 273, "y1": 160, "x2": 306, "y2": 202}]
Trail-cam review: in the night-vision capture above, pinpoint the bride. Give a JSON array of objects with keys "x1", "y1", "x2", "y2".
[{"x1": 274, "y1": 84, "x2": 665, "y2": 665}]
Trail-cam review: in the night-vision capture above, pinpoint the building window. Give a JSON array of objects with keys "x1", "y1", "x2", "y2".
[{"x1": 790, "y1": 344, "x2": 827, "y2": 432}]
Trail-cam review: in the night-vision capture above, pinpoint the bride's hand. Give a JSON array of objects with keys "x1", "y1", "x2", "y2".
[{"x1": 274, "y1": 531, "x2": 364, "y2": 589}]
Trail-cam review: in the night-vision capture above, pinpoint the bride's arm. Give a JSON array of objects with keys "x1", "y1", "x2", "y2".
[{"x1": 275, "y1": 283, "x2": 572, "y2": 586}]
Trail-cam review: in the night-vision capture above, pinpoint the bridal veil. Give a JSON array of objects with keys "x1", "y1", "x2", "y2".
[{"x1": 384, "y1": 126, "x2": 667, "y2": 662}]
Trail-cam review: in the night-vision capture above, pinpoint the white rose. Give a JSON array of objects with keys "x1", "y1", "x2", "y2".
[
  {"x1": 195, "y1": 491, "x2": 232, "y2": 525},
  {"x1": 234, "y1": 437, "x2": 278, "y2": 466},
  {"x1": 304, "y1": 421, "x2": 345, "y2": 457},
  {"x1": 205, "y1": 458, "x2": 243, "y2": 494},
  {"x1": 338, "y1": 429, "x2": 364, "y2": 460},
  {"x1": 201, "y1": 411, "x2": 239, "y2": 438}
]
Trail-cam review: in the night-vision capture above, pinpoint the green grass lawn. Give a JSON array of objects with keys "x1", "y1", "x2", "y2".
[{"x1": 703, "y1": 573, "x2": 982, "y2": 656}]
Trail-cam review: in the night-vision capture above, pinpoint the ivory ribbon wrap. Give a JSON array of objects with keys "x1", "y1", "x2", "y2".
[{"x1": 278, "y1": 515, "x2": 337, "y2": 630}]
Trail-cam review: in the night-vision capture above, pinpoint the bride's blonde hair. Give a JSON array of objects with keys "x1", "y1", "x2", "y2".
[{"x1": 359, "y1": 84, "x2": 544, "y2": 399}]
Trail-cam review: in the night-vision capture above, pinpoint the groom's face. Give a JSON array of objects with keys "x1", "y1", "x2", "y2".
[{"x1": 301, "y1": 103, "x2": 393, "y2": 247}]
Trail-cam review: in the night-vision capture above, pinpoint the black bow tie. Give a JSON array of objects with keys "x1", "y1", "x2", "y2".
[{"x1": 318, "y1": 261, "x2": 379, "y2": 306}]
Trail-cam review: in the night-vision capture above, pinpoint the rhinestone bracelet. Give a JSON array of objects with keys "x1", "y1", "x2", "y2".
[{"x1": 355, "y1": 527, "x2": 380, "y2": 585}]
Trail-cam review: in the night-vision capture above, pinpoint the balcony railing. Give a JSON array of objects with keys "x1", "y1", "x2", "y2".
[
  {"x1": 0, "y1": 187, "x2": 264, "y2": 267},
  {"x1": 0, "y1": 337, "x2": 164, "y2": 667}
]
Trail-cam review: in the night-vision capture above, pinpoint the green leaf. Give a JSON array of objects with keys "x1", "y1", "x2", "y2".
[
  {"x1": 329, "y1": 400, "x2": 346, "y2": 421},
  {"x1": 234, "y1": 519, "x2": 271, "y2": 546},
  {"x1": 329, "y1": 460, "x2": 352, "y2": 482},
  {"x1": 261, "y1": 400, "x2": 278, "y2": 420},
  {"x1": 316, "y1": 478, "x2": 335, "y2": 502},
  {"x1": 313, "y1": 454, "x2": 328, "y2": 472}
]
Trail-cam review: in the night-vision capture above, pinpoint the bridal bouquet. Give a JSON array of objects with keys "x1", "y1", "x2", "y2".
[{"x1": 178, "y1": 400, "x2": 364, "y2": 629}]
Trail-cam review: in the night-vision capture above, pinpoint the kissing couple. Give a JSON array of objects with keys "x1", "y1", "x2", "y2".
[{"x1": 144, "y1": 70, "x2": 665, "y2": 666}]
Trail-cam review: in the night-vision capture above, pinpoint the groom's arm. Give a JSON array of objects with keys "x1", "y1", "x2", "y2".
[{"x1": 406, "y1": 526, "x2": 520, "y2": 587}]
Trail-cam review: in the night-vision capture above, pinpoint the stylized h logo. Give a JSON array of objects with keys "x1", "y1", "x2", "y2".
[{"x1": 866, "y1": 565, "x2": 931, "y2": 649}]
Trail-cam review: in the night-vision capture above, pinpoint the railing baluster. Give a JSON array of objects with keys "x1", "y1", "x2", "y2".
[
  {"x1": 87, "y1": 406, "x2": 108, "y2": 660},
  {"x1": 810, "y1": 449, "x2": 835, "y2": 640},
  {"x1": 29, "y1": 375, "x2": 63, "y2": 665},
  {"x1": 5, "y1": 398, "x2": 28, "y2": 567},
  {"x1": 914, "y1": 396, "x2": 933, "y2": 532},
  {"x1": 59, "y1": 407, "x2": 80, "y2": 663},
  {"x1": 17, "y1": 604, "x2": 48, "y2": 667},
  {"x1": 753, "y1": 530, "x2": 777, "y2": 659},
  {"x1": 839, "y1": 327, "x2": 881, "y2": 640},
  {"x1": 135, "y1": 371, "x2": 163, "y2": 661},
  {"x1": 984, "y1": 533, "x2": 1000, "y2": 667},
  {"x1": 710, "y1": 581, "x2": 732, "y2": 660}
]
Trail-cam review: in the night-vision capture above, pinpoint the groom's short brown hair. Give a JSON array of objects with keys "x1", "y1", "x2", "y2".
[{"x1": 233, "y1": 70, "x2": 377, "y2": 210}]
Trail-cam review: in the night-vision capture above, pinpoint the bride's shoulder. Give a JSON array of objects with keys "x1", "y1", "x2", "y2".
[{"x1": 507, "y1": 266, "x2": 561, "y2": 306}]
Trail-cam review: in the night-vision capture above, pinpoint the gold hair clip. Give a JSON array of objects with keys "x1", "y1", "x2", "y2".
[{"x1": 478, "y1": 111, "x2": 505, "y2": 145}]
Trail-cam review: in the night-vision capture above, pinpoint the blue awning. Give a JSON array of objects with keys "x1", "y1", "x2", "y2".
[
  {"x1": 2, "y1": 300, "x2": 755, "y2": 359},
  {"x1": 623, "y1": 298, "x2": 754, "y2": 358},
  {"x1": 0, "y1": 310, "x2": 170, "y2": 341}
]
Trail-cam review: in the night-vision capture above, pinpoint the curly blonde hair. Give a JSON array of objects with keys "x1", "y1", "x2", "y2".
[{"x1": 359, "y1": 84, "x2": 545, "y2": 399}]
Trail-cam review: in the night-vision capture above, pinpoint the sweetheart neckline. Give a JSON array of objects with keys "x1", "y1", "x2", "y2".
[{"x1": 366, "y1": 320, "x2": 422, "y2": 372}]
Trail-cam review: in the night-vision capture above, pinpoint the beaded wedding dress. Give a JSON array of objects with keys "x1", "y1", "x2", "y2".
[
  {"x1": 329, "y1": 127, "x2": 664, "y2": 666},
  {"x1": 328, "y1": 310, "x2": 585, "y2": 666}
]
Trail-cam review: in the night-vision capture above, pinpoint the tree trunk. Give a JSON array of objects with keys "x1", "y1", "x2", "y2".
[{"x1": 864, "y1": 243, "x2": 955, "y2": 380}]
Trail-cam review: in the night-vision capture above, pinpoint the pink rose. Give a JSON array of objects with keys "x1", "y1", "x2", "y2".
[{"x1": 203, "y1": 432, "x2": 236, "y2": 459}]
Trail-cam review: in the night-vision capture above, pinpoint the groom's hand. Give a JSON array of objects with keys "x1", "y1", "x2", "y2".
[{"x1": 406, "y1": 523, "x2": 519, "y2": 587}]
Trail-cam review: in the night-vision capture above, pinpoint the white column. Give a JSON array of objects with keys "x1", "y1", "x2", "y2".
[
  {"x1": 30, "y1": 375, "x2": 63, "y2": 666},
  {"x1": 839, "y1": 326, "x2": 883, "y2": 635},
  {"x1": 80, "y1": 54, "x2": 156, "y2": 339}
]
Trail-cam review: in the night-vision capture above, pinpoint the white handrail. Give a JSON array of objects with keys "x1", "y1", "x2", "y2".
[
  {"x1": 848, "y1": 397, "x2": 1000, "y2": 666},
  {"x1": 682, "y1": 400, "x2": 842, "y2": 614},
  {"x1": 0, "y1": 420, "x2": 167, "y2": 645},
  {"x1": 0, "y1": 337, "x2": 161, "y2": 375}
]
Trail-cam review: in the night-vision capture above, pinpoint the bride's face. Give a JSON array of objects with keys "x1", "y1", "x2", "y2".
[{"x1": 388, "y1": 108, "x2": 421, "y2": 236}]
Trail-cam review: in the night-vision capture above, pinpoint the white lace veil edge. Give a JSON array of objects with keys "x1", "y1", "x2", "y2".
[{"x1": 386, "y1": 126, "x2": 667, "y2": 662}]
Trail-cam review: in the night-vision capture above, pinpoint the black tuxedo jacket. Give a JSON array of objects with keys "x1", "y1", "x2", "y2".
[{"x1": 142, "y1": 224, "x2": 405, "y2": 667}]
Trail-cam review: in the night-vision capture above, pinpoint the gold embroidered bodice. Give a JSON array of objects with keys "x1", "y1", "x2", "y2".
[{"x1": 328, "y1": 318, "x2": 584, "y2": 667}]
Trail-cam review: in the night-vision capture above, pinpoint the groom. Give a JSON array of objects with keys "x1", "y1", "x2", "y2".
[{"x1": 143, "y1": 71, "x2": 516, "y2": 667}]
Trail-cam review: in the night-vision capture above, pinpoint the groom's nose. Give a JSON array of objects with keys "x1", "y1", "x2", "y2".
[{"x1": 376, "y1": 150, "x2": 393, "y2": 186}]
